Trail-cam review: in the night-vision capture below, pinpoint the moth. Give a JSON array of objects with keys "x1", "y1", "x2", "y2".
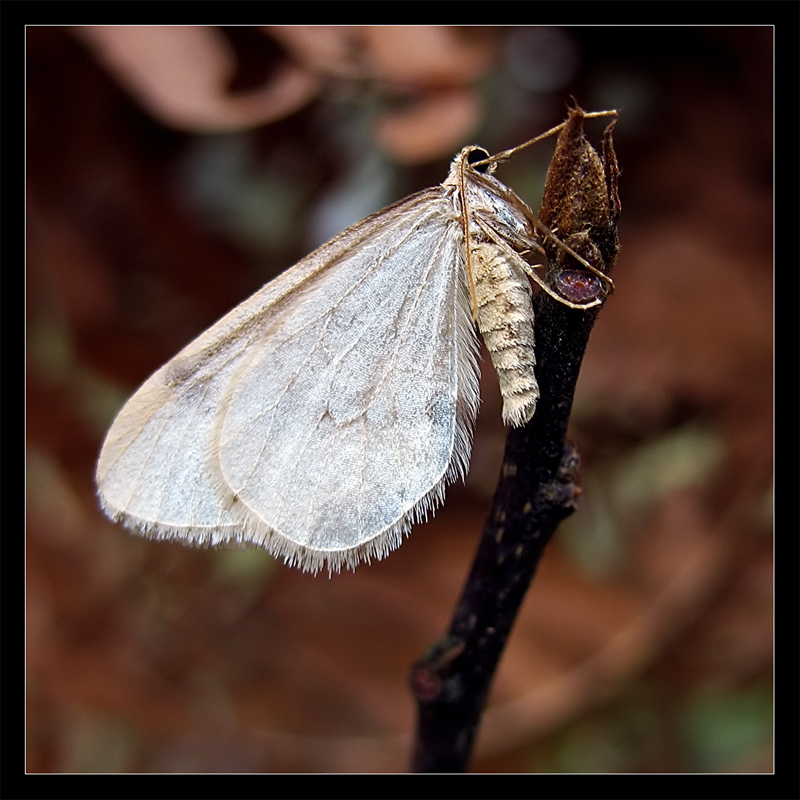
[{"x1": 96, "y1": 110, "x2": 616, "y2": 574}]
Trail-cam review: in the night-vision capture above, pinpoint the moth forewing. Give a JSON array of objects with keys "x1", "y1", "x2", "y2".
[{"x1": 97, "y1": 183, "x2": 481, "y2": 574}]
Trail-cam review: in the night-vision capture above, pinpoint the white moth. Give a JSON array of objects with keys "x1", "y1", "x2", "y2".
[{"x1": 96, "y1": 116, "x2": 613, "y2": 574}]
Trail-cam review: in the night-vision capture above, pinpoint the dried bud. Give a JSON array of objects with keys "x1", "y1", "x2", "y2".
[{"x1": 539, "y1": 105, "x2": 621, "y2": 300}]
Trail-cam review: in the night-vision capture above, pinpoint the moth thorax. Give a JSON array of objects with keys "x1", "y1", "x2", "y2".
[{"x1": 472, "y1": 241, "x2": 539, "y2": 427}]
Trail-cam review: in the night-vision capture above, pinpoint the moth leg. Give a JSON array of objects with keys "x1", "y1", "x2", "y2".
[
  {"x1": 474, "y1": 216, "x2": 605, "y2": 310},
  {"x1": 489, "y1": 202, "x2": 616, "y2": 295},
  {"x1": 528, "y1": 221, "x2": 616, "y2": 294}
]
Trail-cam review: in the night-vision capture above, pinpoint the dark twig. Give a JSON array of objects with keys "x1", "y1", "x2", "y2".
[{"x1": 410, "y1": 106, "x2": 620, "y2": 773}]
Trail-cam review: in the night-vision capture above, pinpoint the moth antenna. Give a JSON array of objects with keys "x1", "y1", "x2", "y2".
[{"x1": 469, "y1": 109, "x2": 618, "y2": 171}]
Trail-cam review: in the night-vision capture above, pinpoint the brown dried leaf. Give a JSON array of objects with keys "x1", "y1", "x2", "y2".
[
  {"x1": 373, "y1": 88, "x2": 480, "y2": 163},
  {"x1": 71, "y1": 26, "x2": 321, "y2": 131},
  {"x1": 363, "y1": 26, "x2": 496, "y2": 85}
]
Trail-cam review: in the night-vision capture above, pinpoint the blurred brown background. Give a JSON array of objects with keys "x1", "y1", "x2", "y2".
[{"x1": 26, "y1": 26, "x2": 773, "y2": 773}]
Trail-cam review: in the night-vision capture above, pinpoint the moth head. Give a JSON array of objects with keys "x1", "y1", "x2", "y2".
[{"x1": 465, "y1": 147, "x2": 494, "y2": 174}]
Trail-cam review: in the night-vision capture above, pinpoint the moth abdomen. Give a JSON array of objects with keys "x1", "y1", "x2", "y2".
[{"x1": 472, "y1": 242, "x2": 539, "y2": 427}]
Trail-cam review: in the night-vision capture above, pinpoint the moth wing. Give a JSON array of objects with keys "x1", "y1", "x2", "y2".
[{"x1": 96, "y1": 188, "x2": 480, "y2": 572}]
